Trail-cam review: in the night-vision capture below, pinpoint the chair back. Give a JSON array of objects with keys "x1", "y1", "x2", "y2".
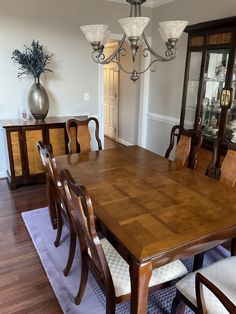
[
  {"x1": 60, "y1": 169, "x2": 114, "y2": 290},
  {"x1": 36, "y1": 141, "x2": 64, "y2": 201},
  {"x1": 36, "y1": 141, "x2": 53, "y2": 175},
  {"x1": 206, "y1": 137, "x2": 236, "y2": 187},
  {"x1": 165, "y1": 125, "x2": 203, "y2": 169},
  {"x1": 66, "y1": 117, "x2": 102, "y2": 154}
]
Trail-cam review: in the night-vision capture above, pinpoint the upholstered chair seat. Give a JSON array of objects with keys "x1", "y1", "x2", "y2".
[
  {"x1": 101, "y1": 238, "x2": 188, "y2": 297},
  {"x1": 175, "y1": 256, "x2": 236, "y2": 314}
]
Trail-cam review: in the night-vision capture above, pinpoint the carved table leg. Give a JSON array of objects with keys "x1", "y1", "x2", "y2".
[{"x1": 129, "y1": 260, "x2": 152, "y2": 314}]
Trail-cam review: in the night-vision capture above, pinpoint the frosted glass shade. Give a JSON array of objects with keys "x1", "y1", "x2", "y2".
[
  {"x1": 101, "y1": 30, "x2": 111, "y2": 46},
  {"x1": 80, "y1": 24, "x2": 109, "y2": 43},
  {"x1": 158, "y1": 20, "x2": 188, "y2": 42},
  {"x1": 119, "y1": 17, "x2": 150, "y2": 38}
]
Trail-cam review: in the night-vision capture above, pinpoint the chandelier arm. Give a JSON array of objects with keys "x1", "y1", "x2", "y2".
[
  {"x1": 111, "y1": 54, "x2": 159, "y2": 76},
  {"x1": 134, "y1": 58, "x2": 159, "y2": 75},
  {"x1": 142, "y1": 33, "x2": 176, "y2": 61},
  {"x1": 111, "y1": 59, "x2": 136, "y2": 75},
  {"x1": 92, "y1": 34, "x2": 127, "y2": 64}
]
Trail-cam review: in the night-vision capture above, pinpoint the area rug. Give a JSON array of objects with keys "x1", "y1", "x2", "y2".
[{"x1": 22, "y1": 207, "x2": 229, "y2": 314}]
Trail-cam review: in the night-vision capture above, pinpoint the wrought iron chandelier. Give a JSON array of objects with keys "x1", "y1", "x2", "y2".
[{"x1": 81, "y1": 0, "x2": 188, "y2": 81}]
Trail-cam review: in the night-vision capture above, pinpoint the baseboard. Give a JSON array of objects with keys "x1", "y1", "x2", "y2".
[
  {"x1": 117, "y1": 138, "x2": 133, "y2": 146},
  {"x1": 0, "y1": 171, "x2": 7, "y2": 179}
]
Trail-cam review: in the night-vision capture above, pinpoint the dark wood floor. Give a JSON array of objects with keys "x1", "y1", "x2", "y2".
[
  {"x1": 0, "y1": 138, "x2": 122, "y2": 313},
  {"x1": 0, "y1": 179, "x2": 62, "y2": 313}
]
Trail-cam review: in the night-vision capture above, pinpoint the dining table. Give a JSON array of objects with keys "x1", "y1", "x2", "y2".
[{"x1": 55, "y1": 145, "x2": 236, "y2": 314}]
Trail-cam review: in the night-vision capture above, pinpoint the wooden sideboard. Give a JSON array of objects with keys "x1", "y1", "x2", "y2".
[{"x1": 0, "y1": 116, "x2": 87, "y2": 189}]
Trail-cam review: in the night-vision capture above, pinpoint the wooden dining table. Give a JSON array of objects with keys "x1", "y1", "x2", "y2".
[{"x1": 55, "y1": 145, "x2": 236, "y2": 314}]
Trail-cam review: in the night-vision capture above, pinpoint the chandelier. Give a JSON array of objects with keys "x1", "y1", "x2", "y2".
[{"x1": 81, "y1": 0, "x2": 188, "y2": 81}]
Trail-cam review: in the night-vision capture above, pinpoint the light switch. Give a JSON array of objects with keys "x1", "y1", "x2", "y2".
[{"x1": 84, "y1": 92, "x2": 90, "y2": 101}]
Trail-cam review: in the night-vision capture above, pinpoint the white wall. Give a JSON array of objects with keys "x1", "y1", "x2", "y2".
[
  {"x1": 146, "y1": 0, "x2": 236, "y2": 155},
  {"x1": 119, "y1": 41, "x2": 142, "y2": 145},
  {"x1": 0, "y1": 0, "x2": 152, "y2": 177}
]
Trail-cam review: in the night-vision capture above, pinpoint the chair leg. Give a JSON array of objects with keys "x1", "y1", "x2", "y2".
[
  {"x1": 47, "y1": 181, "x2": 57, "y2": 229},
  {"x1": 54, "y1": 204, "x2": 63, "y2": 247},
  {"x1": 231, "y1": 238, "x2": 236, "y2": 256},
  {"x1": 63, "y1": 232, "x2": 76, "y2": 276},
  {"x1": 105, "y1": 294, "x2": 116, "y2": 314},
  {"x1": 171, "y1": 291, "x2": 185, "y2": 314},
  {"x1": 75, "y1": 251, "x2": 88, "y2": 305},
  {"x1": 193, "y1": 252, "x2": 204, "y2": 271}
]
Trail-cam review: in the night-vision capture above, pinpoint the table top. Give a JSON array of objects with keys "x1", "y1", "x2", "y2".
[{"x1": 56, "y1": 146, "x2": 236, "y2": 266}]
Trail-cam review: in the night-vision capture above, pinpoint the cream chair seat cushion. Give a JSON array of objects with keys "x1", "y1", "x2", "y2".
[
  {"x1": 176, "y1": 256, "x2": 236, "y2": 314},
  {"x1": 100, "y1": 238, "x2": 188, "y2": 297}
]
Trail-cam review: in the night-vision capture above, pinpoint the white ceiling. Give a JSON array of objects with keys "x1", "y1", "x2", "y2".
[{"x1": 106, "y1": 0, "x2": 175, "y2": 8}]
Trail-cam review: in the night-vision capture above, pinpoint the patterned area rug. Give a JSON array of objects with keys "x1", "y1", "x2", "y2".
[{"x1": 22, "y1": 207, "x2": 229, "y2": 314}]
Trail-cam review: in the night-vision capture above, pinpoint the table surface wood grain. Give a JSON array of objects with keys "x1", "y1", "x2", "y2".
[{"x1": 56, "y1": 145, "x2": 236, "y2": 313}]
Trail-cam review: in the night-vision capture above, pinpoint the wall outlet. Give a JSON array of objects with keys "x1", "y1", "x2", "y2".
[{"x1": 84, "y1": 92, "x2": 90, "y2": 101}]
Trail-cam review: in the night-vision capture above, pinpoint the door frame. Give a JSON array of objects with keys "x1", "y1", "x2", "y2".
[{"x1": 98, "y1": 33, "x2": 151, "y2": 148}]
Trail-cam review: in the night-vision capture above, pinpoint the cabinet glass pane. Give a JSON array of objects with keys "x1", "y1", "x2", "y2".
[
  {"x1": 227, "y1": 57, "x2": 236, "y2": 142},
  {"x1": 184, "y1": 52, "x2": 202, "y2": 128},
  {"x1": 201, "y1": 49, "x2": 229, "y2": 138}
]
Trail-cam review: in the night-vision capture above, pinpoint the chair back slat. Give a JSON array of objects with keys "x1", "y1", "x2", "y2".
[
  {"x1": 220, "y1": 150, "x2": 236, "y2": 187},
  {"x1": 175, "y1": 135, "x2": 191, "y2": 166},
  {"x1": 76, "y1": 124, "x2": 90, "y2": 153}
]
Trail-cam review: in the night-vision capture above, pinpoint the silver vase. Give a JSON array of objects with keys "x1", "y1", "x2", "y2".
[{"x1": 28, "y1": 79, "x2": 49, "y2": 121}]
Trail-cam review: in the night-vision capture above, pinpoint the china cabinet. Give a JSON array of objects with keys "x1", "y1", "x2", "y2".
[{"x1": 180, "y1": 16, "x2": 236, "y2": 148}]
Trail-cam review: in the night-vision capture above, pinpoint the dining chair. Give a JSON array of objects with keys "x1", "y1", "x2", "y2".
[
  {"x1": 36, "y1": 141, "x2": 76, "y2": 276},
  {"x1": 60, "y1": 168, "x2": 188, "y2": 313},
  {"x1": 165, "y1": 125, "x2": 203, "y2": 169},
  {"x1": 206, "y1": 137, "x2": 236, "y2": 186},
  {"x1": 66, "y1": 117, "x2": 102, "y2": 154},
  {"x1": 171, "y1": 256, "x2": 236, "y2": 314}
]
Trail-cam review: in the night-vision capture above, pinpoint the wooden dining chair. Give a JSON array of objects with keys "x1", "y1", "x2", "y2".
[
  {"x1": 36, "y1": 141, "x2": 76, "y2": 276},
  {"x1": 171, "y1": 256, "x2": 236, "y2": 314},
  {"x1": 60, "y1": 168, "x2": 188, "y2": 313},
  {"x1": 165, "y1": 125, "x2": 203, "y2": 169},
  {"x1": 66, "y1": 117, "x2": 102, "y2": 154},
  {"x1": 206, "y1": 137, "x2": 236, "y2": 186}
]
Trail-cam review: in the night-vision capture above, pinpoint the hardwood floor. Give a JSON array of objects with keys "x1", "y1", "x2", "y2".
[
  {"x1": 104, "y1": 136, "x2": 124, "y2": 149},
  {"x1": 0, "y1": 142, "x2": 126, "y2": 313},
  {"x1": 0, "y1": 179, "x2": 62, "y2": 313}
]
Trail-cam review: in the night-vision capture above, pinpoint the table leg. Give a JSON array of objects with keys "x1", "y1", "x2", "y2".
[{"x1": 129, "y1": 260, "x2": 152, "y2": 314}]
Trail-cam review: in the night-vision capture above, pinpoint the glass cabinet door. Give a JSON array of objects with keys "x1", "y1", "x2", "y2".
[
  {"x1": 201, "y1": 49, "x2": 229, "y2": 138},
  {"x1": 184, "y1": 52, "x2": 202, "y2": 128},
  {"x1": 227, "y1": 57, "x2": 236, "y2": 142}
]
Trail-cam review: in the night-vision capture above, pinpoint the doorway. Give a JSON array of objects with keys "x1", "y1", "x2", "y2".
[
  {"x1": 99, "y1": 35, "x2": 151, "y2": 149},
  {"x1": 103, "y1": 42, "x2": 119, "y2": 143}
]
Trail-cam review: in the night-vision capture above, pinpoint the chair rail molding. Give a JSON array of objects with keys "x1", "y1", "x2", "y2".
[
  {"x1": 146, "y1": 112, "x2": 193, "y2": 128},
  {"x1": 146, "y1": 112, "x2": 179, "y2": 125}
]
